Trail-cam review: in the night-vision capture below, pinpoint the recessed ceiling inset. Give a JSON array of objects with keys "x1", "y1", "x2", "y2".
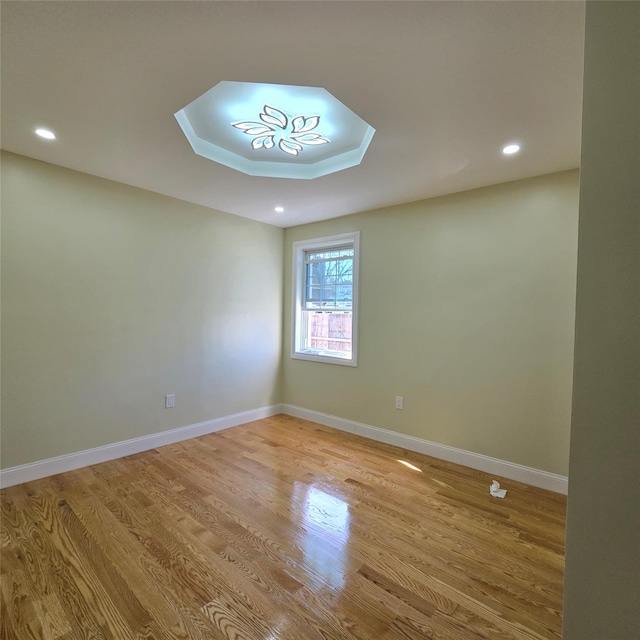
[{"x1": 175, "y1": 81, "x2": 375, "y2": 179}]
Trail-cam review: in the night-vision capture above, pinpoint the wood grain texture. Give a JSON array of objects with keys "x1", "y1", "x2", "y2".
[{"x1": 1, "y1": 415, "x2": 566, "y2": 639}]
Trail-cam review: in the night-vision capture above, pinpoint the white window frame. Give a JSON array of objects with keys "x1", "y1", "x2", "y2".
[{"x1": 291, "y1": 231, "x2": 360, "y2": 367}]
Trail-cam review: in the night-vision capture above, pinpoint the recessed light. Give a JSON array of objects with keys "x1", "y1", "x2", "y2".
[
  {"x1": 35, "y1": 128, "x2": 56, "y2": 140},
  {"x1": 274, "y1": 206, "x2": 284, "y2": 213},
  {"x1": 502, "y1": 143, "x2": 521, "y2": 155}
]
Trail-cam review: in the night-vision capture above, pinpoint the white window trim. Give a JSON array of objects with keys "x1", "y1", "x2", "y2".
[{"x1": 291, "y1": 231, "x2": 360, "y2": 367}]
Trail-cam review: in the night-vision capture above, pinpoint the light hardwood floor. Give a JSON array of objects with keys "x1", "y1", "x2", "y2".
[{"x1": 1, "y1": 415, "x2": 567, "y2": 639}]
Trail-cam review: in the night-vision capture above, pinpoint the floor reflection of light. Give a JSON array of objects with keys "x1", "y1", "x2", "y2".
[
  {"x1": 398, "y1": 459, "x2": 422, "y2": 472},
  {"x1": 304, "y1": 487, "x2": 350, "y2": 537},
  {"x1": 293, "y1": 483, "x2": 350, "y2": 589}
]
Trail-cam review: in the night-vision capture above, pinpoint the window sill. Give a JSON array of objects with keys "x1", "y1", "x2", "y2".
[{"x1": 291, "y1": 350, "x2": 358, "y2": 367}]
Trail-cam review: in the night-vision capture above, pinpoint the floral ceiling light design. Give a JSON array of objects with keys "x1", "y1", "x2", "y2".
[
  {"x1": 174, "y1": 81, "x2": 375, "y2": 179},
  {"x1": 231, "y1": 105, "x2": 330, "y2": 156}
]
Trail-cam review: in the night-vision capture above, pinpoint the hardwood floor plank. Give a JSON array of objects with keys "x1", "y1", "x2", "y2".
[
  {"x1": 64, "y1": 479, "x2": 223, "y2": 639},
  {"x1": 1, "y1": 569, "x2": 44, "y2": 640},
  {"x1": 357, "y1": 564, "x2": 437, "y2": 618},
  {"x1": 56, "y1": 500, "x2": 157, "y2": 638},
  {"x1": 31, "y1": 593, "x2": 73, "y2": 640},
  {"x1": 140, "y1": 501, "x2": 328, "y2": 640},
  {"x1": 1, "y1": 415, "x2": 567, "y2": 639},
  {"x1": 15, "y1": 508, "x2": 108, "y2": 639}
]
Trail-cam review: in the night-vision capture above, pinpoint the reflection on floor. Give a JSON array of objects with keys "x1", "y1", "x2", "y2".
[{"x1": 294, "y1": 482, "x2": 350, "y2": 589}]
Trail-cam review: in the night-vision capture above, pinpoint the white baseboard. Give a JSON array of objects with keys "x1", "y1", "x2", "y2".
[
  {"x1": 0, "y1": 404, "x2": 283, "y2": 489},
  {"x1": 1, "y1": 403, "x2": 568, "y2": 495},
  {"x1": 282, "y1": 404, "x2": 568, "y2": 495}
]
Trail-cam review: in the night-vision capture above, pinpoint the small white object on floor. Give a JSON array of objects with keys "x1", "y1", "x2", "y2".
[{"x1": 490, "y1": 480, "x2": 507, "y2": 499}]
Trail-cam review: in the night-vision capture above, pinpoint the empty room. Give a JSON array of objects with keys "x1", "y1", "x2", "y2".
[{"x1": 1, "y1": 2, "x2": 638, "y2": 640}]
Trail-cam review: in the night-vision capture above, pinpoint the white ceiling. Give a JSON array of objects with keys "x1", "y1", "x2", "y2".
[{"x1": 1, "y1": 1, "x2": 585, "y2": 228}]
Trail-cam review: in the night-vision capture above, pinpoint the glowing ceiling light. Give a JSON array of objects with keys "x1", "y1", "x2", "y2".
[
  {"x1": 35, "y1": 128, "x2": 56, "y2": 140},
  {"x1": 232, "y1": 105, "x2": 330, "y2": 157},
  {"x1": 502, "y1": 143, "x2": 521, "y2": 155},
  {"x1": 274, "y1": 206, "x2": 284, "y2": 213},
  {"x1": 175, "y1": 81, "x2": 375, "y2": 179},
  {"x1": 398, "y1": 460, "x2": 423, "y2": 472}
]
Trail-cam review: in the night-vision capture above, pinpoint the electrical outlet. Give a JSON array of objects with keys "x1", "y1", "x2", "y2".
[
  {"x1": 165, "y1": 394, "x2": 175, "y2": 408},
  {"x1": 395, "y1": 395, "x2": 404, "y2": 410}
]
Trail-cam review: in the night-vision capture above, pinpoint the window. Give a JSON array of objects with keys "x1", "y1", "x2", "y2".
[{"x1": 292, "y1": 232, "x2": 360, "y2": 366}]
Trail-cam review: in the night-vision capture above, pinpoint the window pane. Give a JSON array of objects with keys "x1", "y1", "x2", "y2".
[
  {"x1": 304, "y1": 252, "x2": 353, "y2": 309},
  {"x1": 305, "y1": 247, "x2": 354, "y2": 262},
  {"x1": 336, "y1": 284, "x2": 352, "y2": 302},
  {"x1": 303, "y1": 310, "x2": 352, "y2": 358}
]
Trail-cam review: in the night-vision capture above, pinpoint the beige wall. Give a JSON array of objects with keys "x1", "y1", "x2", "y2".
[
  {"x1": 283, "y1": 171, "x2": 579, "y2": 476},
  {"x1": 1, "y1": 152, "x2": 283, "y2": 469},
  {"x1": 563, "y1": 2, "x2": 640, "y2": 638},
  {"x1": 2, "y1": 154, "x2": 579, "y2": 478}
]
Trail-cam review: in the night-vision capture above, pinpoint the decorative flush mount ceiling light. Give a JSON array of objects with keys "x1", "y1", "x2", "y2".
[{"x1": 175, "y1": 81, "x2": 375, "y2": 179}]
